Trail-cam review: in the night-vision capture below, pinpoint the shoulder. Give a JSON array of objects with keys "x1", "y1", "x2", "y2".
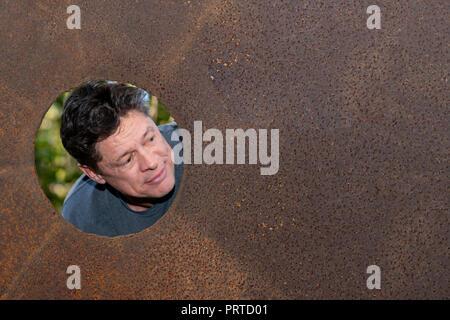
[
  {"x1": 158, "y1": 121, "x2": 178, "y2": 135},
  {"x1": 61, "y1": 174, "x2": 96, "y2": 223},
  {"x1": 61, "y1": 175, "x2": 117, "y2": 236},
  {"x1": 158, "y1": 122, "x2": 181, "y2": 148},
  {"x1": 63, "y1": 174, "x2": 94, "y2": 204}
]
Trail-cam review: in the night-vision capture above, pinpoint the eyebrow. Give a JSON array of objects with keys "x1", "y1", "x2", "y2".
[{"x1": 115, "y1": 126, "x2": 155, "y2": 162}]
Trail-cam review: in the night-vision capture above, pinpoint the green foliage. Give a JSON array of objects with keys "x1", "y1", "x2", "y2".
[{"x1": 35, "y1": 90, "x2": 173, "y2": 212}]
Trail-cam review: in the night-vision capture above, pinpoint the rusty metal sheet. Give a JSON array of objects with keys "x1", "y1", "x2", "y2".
[{"x1": 0, "y1": 1, "x2": 448, "y2": 299}]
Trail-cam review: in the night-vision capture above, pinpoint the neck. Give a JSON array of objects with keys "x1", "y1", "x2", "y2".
[
  {"x1": 122, "y1": 195, "x2": 155, "y2": 212},
  {"x1": 108, "y1": 185, "x2": 175, "y2": 212}
]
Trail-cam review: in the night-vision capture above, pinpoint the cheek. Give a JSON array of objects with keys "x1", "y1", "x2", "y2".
[{"x1": 118, "y1": 169, "x2": 142, "y2": 188}]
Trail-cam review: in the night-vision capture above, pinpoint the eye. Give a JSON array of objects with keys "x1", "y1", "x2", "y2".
[
  {"x1": 149, "y1": 135, "x2": 155, "y2": 142},
  {"x1": 121, "y1": 156, "x2": 132, "y2": 166}
]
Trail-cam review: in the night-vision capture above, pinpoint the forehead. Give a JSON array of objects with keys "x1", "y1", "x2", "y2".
[{"x1": 96, "y1": 111, "x2": 156, "y2": 161}]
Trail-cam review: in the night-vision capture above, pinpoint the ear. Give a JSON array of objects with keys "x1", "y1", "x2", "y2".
[{"x1": 78, "y1": 164, "x2": 106, "y2": 184}]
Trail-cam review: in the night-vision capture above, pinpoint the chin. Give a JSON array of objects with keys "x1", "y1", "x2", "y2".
[{"x1": 147, "y1": 177, "x2": 175, "y2": 198}]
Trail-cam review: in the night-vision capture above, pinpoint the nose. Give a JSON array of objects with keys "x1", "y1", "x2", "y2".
[{"x1": 138, "y1": 150, "x2": 159, "y2": 172}]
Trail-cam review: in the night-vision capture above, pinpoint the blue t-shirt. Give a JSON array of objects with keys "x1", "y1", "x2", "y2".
[{"x1": 61, "y1": 122, "x2": 183, "y2": 237}]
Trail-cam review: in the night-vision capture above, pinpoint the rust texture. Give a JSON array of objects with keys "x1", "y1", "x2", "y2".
[{"x1": 0, "y1": 1, "x2": 448, "y2": 299}]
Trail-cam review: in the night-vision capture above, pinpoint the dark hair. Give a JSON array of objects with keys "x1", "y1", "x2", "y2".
[{"x1": 60, "y1": 80, "x2": 149, "y2": 172}]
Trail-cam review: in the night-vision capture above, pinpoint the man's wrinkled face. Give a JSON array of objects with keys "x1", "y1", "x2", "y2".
[{"x1": 93, "y1": 110, "x2": 175, "y2": 202}]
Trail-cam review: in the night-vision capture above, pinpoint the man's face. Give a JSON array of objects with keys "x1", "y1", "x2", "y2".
[{"x1": 91, "y1": 110, "x2": 175, "y2": 202}]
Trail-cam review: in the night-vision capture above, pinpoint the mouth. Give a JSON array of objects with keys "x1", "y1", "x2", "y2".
[{"x1": 145, "y1": 165, "x2": 167, "y2": 185}]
